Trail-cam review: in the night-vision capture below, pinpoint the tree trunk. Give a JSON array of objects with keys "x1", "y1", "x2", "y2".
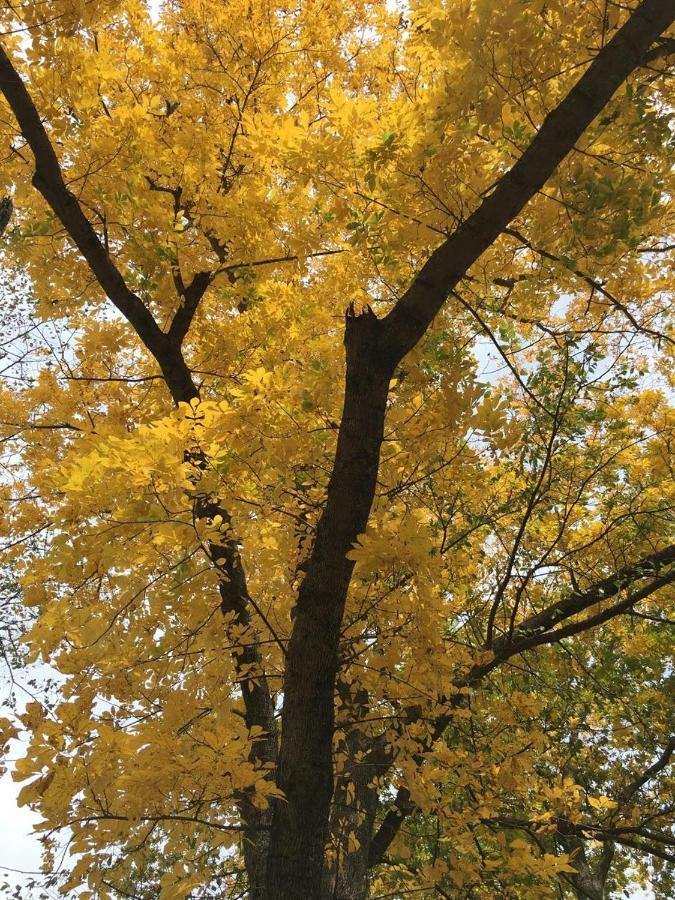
[
  {"x1": 559, "y1": 832, "x2": 614, "y2": 900},
  {"x1": 323, "y1": 686, "x2": 379, "y2": 900},
  {"x1": 264, "y1": 309, "x2": 392, "y2": 899}
]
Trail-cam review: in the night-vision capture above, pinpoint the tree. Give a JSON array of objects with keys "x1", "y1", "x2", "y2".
[{"x1": 0, "y1": 0, "x2": 673, "y2": 897}]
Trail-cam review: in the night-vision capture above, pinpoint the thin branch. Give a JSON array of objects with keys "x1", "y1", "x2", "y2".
[
  {"x1": 59, "y1": 811, "x2": 268, "y2": 833},
  {"x1": 451, "y1": 289, "x2": 553, "y2": 416},
  {"x1": 618, "y1": 737, "x2": 675, "y2": 804},
  {"x1": 218, "y1": 247, "x2": 346, "y2": 276},
  {"x1": 503, "y1": 227, "x2": 673, "y2": 347}
]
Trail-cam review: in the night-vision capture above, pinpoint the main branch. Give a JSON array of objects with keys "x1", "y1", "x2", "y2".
[
  {"x1": 268, "y1": 2, "x2": 674, "y2": 896},
  {"x1": 0, "y1": 45, "x2": 198, "y2": 402},
  {"x1": 380, "y1": 0, "x2": 675, "y2": 367}
]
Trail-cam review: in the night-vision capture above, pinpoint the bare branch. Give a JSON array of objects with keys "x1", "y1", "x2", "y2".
[
  {"x1": 503, "y1": 227, "x2": 673, "y2": 347},
  {"x1": 642, "y1": 35, "x2": 675, "y2": 63},
  {"x1": 618, "y1": 737, "x2": 675, "y2": 804},
  {"x1": 490, "y1": 543, "x2": 675, "y2": 656}
]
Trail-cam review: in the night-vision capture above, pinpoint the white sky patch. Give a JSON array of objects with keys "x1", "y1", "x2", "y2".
[
  {"x1": 0, "y1": 663, "x2": 68, "y2": 896},
  {"x1": 0, "y1": 764, "x2": 44, "y2": 888},
  {"x1": 148, "y1": 0, "x2": 163, "y2": 22}
]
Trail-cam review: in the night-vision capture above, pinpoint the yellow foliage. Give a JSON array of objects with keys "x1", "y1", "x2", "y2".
[{"x1": 0, "y1": 0, "x2": 672, "y2": 897}]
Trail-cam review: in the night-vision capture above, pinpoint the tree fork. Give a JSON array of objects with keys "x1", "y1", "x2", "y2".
[
  {"x1": 262, "y1": 2, "x2": 674, "y2": 895},
  {"x1": 0, "y1": 41, "x2": 279, "y2": 895}
]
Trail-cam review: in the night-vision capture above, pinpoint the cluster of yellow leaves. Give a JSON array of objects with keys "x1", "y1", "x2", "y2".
[{"x1": 0, "y1": 0, "x2": 672, "y2": 895}]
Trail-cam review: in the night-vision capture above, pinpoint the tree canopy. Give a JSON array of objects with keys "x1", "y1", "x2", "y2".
[{"x1": 0, "y1": 1, "x2": 673, "y2": 898}]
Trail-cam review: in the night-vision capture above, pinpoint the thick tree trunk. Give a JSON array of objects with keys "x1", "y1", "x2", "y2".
[
  {"x1": 323, "y1": 686, "x2": 379, "y2": 900},
  {"x1": 324, "y1": 744, "x2": 379, "y2": 900},
  {"x1": 264, "y1": 309, "x2": 392, "y2": 899},
  {"x1": 261, "y1": 6, "x2": 675, "y2": 891},
  {"x1": 559, "y1": 832, "x2": 614, "y2": 900}
]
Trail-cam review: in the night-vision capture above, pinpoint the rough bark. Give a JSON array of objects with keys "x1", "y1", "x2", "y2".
[
  {"x1": 558, "y1": 829, "x2": 614, "y2": 900},
  {"x1": 324, "y1": 685, "x2": 379, "y2": 900},
  {"x1": 265, "y1": 307, "x2": 392, "y2": 898}
]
